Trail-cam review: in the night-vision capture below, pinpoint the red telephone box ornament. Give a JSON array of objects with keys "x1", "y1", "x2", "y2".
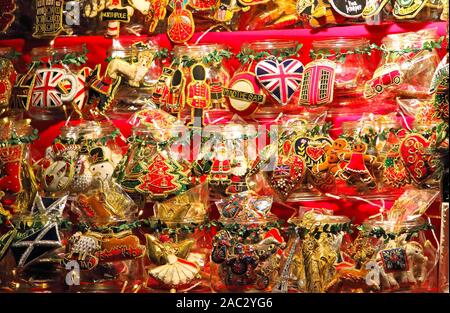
[{"x1": 298, "y1": 59, "x2": 336, "y2": 106}]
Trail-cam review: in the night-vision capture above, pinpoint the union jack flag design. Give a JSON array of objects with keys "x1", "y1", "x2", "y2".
[
  {"x1": 30, "y1": 69, "x2": 69, "y2": 108},
  {"x1": 255, "y1": 58, "x2": 304, "y2": 105},
  {"x1": 273, "y1": 165, "x2": 291, "y2": 178}
]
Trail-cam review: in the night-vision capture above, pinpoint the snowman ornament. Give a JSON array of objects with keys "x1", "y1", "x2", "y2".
[{"x1": 89, "y1": 146, "x2": 117, "y2": 183}]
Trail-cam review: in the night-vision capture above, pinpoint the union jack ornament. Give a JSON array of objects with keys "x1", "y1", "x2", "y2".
[
  {"x1": 255, "y1": 58, "x2": 304, "y2": 105},
  {"x1": 29, "y1": 68, "x2": 78, "y2": 108}
]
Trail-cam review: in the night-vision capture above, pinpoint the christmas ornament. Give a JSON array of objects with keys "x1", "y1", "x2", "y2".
[
  {"x1": 66, "y1": 230, "x2": 146, "y2": 267},
  {"x1": 364, "y1": 63, "x2": 403, "y2": 99},
  {"x1": 167, "y1": 0, "x2": 195, "y2": 43},
  {"x1": 217, "y1": 192, "x2": 274, "y2": 220},
  {"x1": 145, "y1": 234, "x2": 194, "y2": 265},
  {"x1": 70, "y1": 154, "x2": 94, "y2": 193},
  {"x1": 265, "y1": 143, "x2": 306, "y2": 201},
  {"x1": 187, "y1": 63, "x2": 210, "y2": 127},
  {"x1": 30, "y1": 194, "x2": 68, "y2": 217},
  {"x1": 11, "y1": 222, "x2": 62, "y2": 268},
  {"x1": 362, "y1": 0, "x2": 390, "y2": 18},
  {"x1": 107, "y1": 42, "x2": 154, "y2": 87},
  {"x1": 429, "y1": 53, "x2": 449, "y2": 121},
  {"x1": 135, "y1": 151, "x2": 187, "y2": 199},
  {"x1": 99, "y1": 0, "x2": 134, "y2": 37},
  {"x1": 32, "y1": 0, "x2": 67, "y2": 38},
  {"x1": 0, "y1": 57, "x2": 16, "y2": 110},
  {"x1": 154, "y1": 184, "x2": 208, "y2": 223},
  {"x1": 330, "y1": 0, "x2": 366, "y2": 17},
  {"x1": 152, "y1": 67, "x2": 175, "y2": 107},
  {"x1": 143, "y1": 0, "x2": 169, "y2": 33},
  {"x1": 298, "y1": 59, "x2": 336, "y2": 106},
  {"x1": 399, "y1": 134, "x2": 434, "y2": 184},
  {"x1": 11, "y1": 62, "x2": 39, "y2": 111},
  {"x1": 0, "y1": 145, "x2": 25, "y2": 194},
  {"x1": 0, "y1": 0, "x2": 16, "y2": 33},
  {"x1": 0, "y1": 228, "x2": 17, "y2": 260},
  {"x1": 294, "y1": 136, "x2": 332, "y2": 171},
  {"x1": 383, "y1": 150, "x2": 411, "y2": 188},
  {"x1": 210, "y1": 82, "x2": 226, "y2": 109},
  {"x1": 188, "y1": 0, "x2": 216, "y2": 10},
  {"x1": 393, "y1": 0, "x2": 427, "y2": 19},
  {"x1": 28, "y1": 68, "x2": 79, "y2": 109},
  {"x1": 70, "y1": 67, "x2": 93, "y2": 116},
  {"x1": 339, "y1": 142, "x2": 378, "y2": 188},
  {"x1": 149, "y1": 255, "x2": 200, "y2": 286},
  {"x1": 255, "y1": 58, "x2": 304, "y2": 106},
  {"x1": 165, "y1": 68, "x2": 186, "y2": 115},
  {"x1": 224, "y1": 71, "x2": 266, "y2": 116},
  {"x1": 214, "y1": 0, "x2": 242, "y2": 22},
  {"x1": 84, "y1": 65, "x2": 122, "y2": 116},
  {"x1": 89, "y1": 146, "x2": 118, "y2": 182}
]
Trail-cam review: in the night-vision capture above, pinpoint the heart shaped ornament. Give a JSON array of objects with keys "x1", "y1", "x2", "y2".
[
  {"x1": 265, "y1": 154, "x2": 306, "y2": 200},
  {"x1": 294, "y1": 137, "x2": 332, "y2": 170},
  {"x1": 255, "y1": 58, "x2": 304, "y2": 105},
  {"x1": 399, "y1": 134, "x2": 435, "y2": 184}
]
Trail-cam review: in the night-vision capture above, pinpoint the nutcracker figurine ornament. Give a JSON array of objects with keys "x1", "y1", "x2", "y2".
[
  {"x1": 187, "y1": 63, "x2": 211, "y2": 127},
  {"x1": 165, "y1": 68, "x2": 186, "y2": 116},
  {"x1": 152, "y1": 67, "x2": 175, "y2": 108}
]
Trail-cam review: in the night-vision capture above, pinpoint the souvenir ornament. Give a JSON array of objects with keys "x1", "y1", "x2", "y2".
[
  {"x1": 146, "y1": 234, "x2": 201, "y2": 287},
  {"x1": 89, "y1": 146, "x2": 117, "y2": 182},
  {"x1": 393, "y1": 0, "x2": 427, "y2": 19},
  {"x1": 107, "y1": 42, "x2": 155, "y2": 87},
  {"x1": 165, "y1": 68, "x2": 186, "y2": 115},
  {"x1": 136, "y1": 152, "x2": 186, "y2": 198},
  {"x1": 11, "y1": 62, "x2": 39, "y2": 111},
  {"x1": 11, "y1": 222, "x2": 62, "y2": 268},
  {"x1": 362, "y1": 0, "x2": 390, "y2": 18},
  {"x1": 142, "y1": 0, "x2": 169, "y2": 33},
  {"x1": 267, "y1": 143, "x2": 306, "y2": 200},
  {"x1": 100, "y1": 0, "x2": 134, "y2": 37},
  {"x1": 84, "y1": 65, "x2": 122, "y2": 115},
  {"x1": 399, "y1": 134, "x2": 434, "y2": 184},
  {"x1": 294, "y1": 136, "x2": 332, "y2": 171},
  {"x1": 145, "y1": 234, "x2": 194, "y2": 265},
  {"x1": 429, "y1": 53, "x2": 449, "y2": 121},
  {"x1": 0, "y1": 229, "x2": 17, "y2": 260},
  {"x1": 66, "y1": 230, "x2": 146, "y2": 268},
  {"x1": 210, "y1": 83, "x2": 226, "y2": 109},
  {"x1": 0, "y1": 0, "x2": 16, "y2": 33},
  {"x1": 339, "y1": 142, "x2": 378, "y2": 188},
  {"x1": 330, "y1": 0, "x2": 366, "y2": 17},
  {"x1": 188, "y1": 0, "x2": 216, "y2": 10},
  {"x1": 167, "y1": 0, "x2": 195, "y2": 43},
  {"x1": 30, "y1": 194, "x2": 68, "y2": 217},
  {"x1": 29, "y1": 68, "x2": 79, "y2": 109},
  {"x1": 214, "y1": 0, "x2": 242, "y2": 22},
  {"x1": 224, "y1": 71, "x2": 266, "y2": 116},
  {"x1": 152, "y1": 67, "x2": 175, "y2": 107},
  {"x1": 0, "y1": 57, "x2": 16, "y2": 110},
  {"x1": 309, "y1": 0, "x2": 337, "y2": 27},
  {"x1": 187, "y1": 63, "x2": 210, "y2": 127},
  {"x1": 32, "y1": 0, "x2": 67, "y2": 38},
  {"x1": 255, "y1": 58, "x2": 304, "y2": 106},
  {"x1": 0, "y1": 145, "x2": 24, "y2": 194},
  {"x1": 364, "y1": 63, "x2": 403, "y2": 99},
  {"x1": 299, "y1": 59, "x2": 336, "y2": 106}
]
